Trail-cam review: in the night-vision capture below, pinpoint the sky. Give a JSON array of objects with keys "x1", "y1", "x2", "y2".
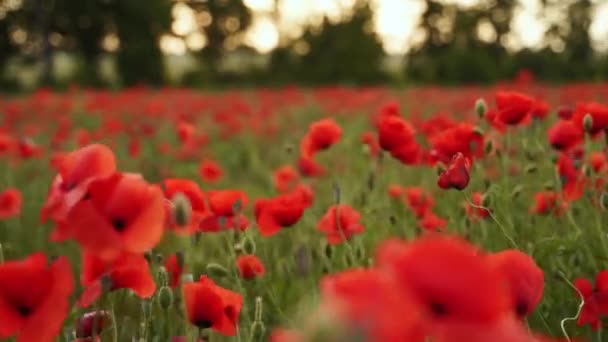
[{"x1": 163, "y1": 0, "x2": 608, "y2": 55}]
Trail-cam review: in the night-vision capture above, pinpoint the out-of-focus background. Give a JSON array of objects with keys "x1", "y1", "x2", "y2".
[{"x1": 0, "y1": 0, "x2": 606, "y2": 90}]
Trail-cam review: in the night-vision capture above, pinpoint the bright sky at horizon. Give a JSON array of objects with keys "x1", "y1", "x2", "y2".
[{"x1": 164, "y1": 0, "x2": 608, "y2": 55}]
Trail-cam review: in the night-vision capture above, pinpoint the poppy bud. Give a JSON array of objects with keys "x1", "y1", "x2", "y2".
[
  {"x1": 543, "y1": 181, "x2": 554, "y2": 191},
  {"x1": 158, "y1": 286, "x2": 173, "y2": 310},
  {"x1": 511, "y1": 185, "x2": 523, "y2": 199},
  {"x1": 472, "y1": 126, "x2": 484, "y2": 136},
  {"x1": 583, "y1": 113, "x2": 593, "y2": 133},
  {"x1": 206, "y1": 263, "x2": 229, "y2": 278},
  {"x1": 241, "y1": 236, "x2": 256, "y2": 255},
  {"x1": 525, "y1": 164, "x2": 537, "y2": 174},
  {"x1": 176, "y1": 251, "x2": 185, "y2": 270},
  {"x1": 172, "y1": 192, "x2": 192, "y2": 226},
  {"x1": 475, "y1": 98, "x2": 487, "y2": 119},
  {"x1": 583, "y1": 164, "x2": 592, "y2": 177},
  {"x1": 601, "y1": 192, "x2": 608, "y2": 210},
  {"x1": 157, "y1": 266, "x2": 169, "y2": 286},
  {"x1": 389, "y1": 215, "x2": 397, "y2": 225},
  {"x1": 436, "y1": 164, "x2": 445, "y2": 176},
  {"x1": 284, "y1": 143, "x2": 294, "y2": 154}
]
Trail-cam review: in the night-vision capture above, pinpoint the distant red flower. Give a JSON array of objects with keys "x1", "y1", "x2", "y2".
[
  {"x1": 531, "y1": 99, "x2": 550, "y2": 120},
  {"x1": 572, "y1": 102, "x2": 608, "y2": 135},
  {"x1": 573, "y1": 271, "x2": 608, "y2": 330},
  {"x1": 417, "y1": 211, "x2": 447, "y2": 232},
  {"x1": 547, "y1": 120, "x2": 583, "y2": 151},
  {"x1": 297, "y1": 157, "x2": 325, "y2": 178},
  {"x1": 183, "y1": 276, "x2": 243, "y2": 336},
  {"x1": 557, "y1": 106, "x2": 574, "y2": 120},
  {"x1": 128, "y1": 138, "x2": 140, "y2": 158},
  {"x1": 0, "y1": 188, "x2": 21, "y2": 219},
  {"x1": 529, "y1": 191, "x2": 567, "y2": 216},
  {"x1": 360, "y1": 131, "x2": 380, "y2": 157},
  {"x1": 254, "y1": 190, "x2": 307, "y2": 237},
  {"x1": 273, "y1": 165, "x2": 299, "y2": 193},
  {"x1": 236, "y1": 255, "x2": 265, "y2": 280},
  {"x1": 438, "y1": 152, "x2": 471, "y2": 190},
  {"x1": 0, "y1": 253, "x2": 74, "y2": 342},
  {"x1": 464, "y1": 192, "x2": 490, "y2": 221},
  {"x1": 317, "y1": 205, "x2": 365, "y2": 244},
  {"x1": 430, "y1": 123, "x2": 484, "y2": 164},
  {"x1": 199, "y1": 160, "x2": 223, "y2": 183},
  {"x1": 495, "y1": 91, "x2": 535, "y2": 125},
  {"x1": 75, "y1": 129, "x2": 91, "y2": 147},
  {"x1": 176, "y1": 121, "x2": 195, "y2": 144},
  {"x1": 17, "y1": 138, "x2": 42, "y2": 159},
  {"x1": 63, "y1": 172, "x2": 165, "y2": 260},
  {"x1": 404, "y1": 187, "x2": 435, "y2": 218},
  {"x1": 556, "y1": 153, "x2": 584, "y2": 201},
  {"x1": 269, "y1": 329, "x2": 304, "y2": 342},
  {"x1": 78, "y1": 252, "x2": 156, "y2": 307},
  {"x1": 388, "y1": 184, "x2": 404, "y2": 199},
  {"x1": 377, "y1": 115, "x2": 421, "y2": 164},
  {"x1": 41, "y1": 144, "x2": 117, "y2": 230},
  {"x1": 486, "y1": 250, "x2": 544, "y2": 318},
  {"x1": 165, "y1": 254, "x2": 183, "y2": 288},
  {"x1": 300, "y1": 118, "x2": 342, "y2": 157},
  {"x1": 200, "y1": 190, "x2": 249, "y2": 232},
  {"x1": 590, "y1": 152, "x2": 608, "y2": 173}
]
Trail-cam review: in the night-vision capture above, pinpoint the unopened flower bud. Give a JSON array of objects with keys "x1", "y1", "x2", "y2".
[
  {"x1": 601, "y1": 192, "x2": 608, "y2": 210},
  {"x1": 484, "y1": 140, "x2": 493, "y2": 155},
  {"x1": 206, "y1": 263, "x2": 229, "y2": 278},
  {"x1": 158, "y1": 286, "x2": 173, "y2": 310},
  {"x1": 475, "y1": 98, "x2": 487, "y2": 119},
  {"x1": 525, "y1": 164, "x2": 537, "y2": 174},
  {"x1": 242, "y1": 236, "x2": 256, "y2": 255},
  {"x1": 583, "y1": 113, "x2": 594, "y2": 133},
  {"x1": 511, "y1": 185, "x2": 523, "y2": 199},
  {"x1": 481, "y1": 193, "x2": 492, "y2": 207},
  {"x1": 172, "y1": 192, "x2": 192, "y2": 226},
  {"x1": 76, "y1": 311, "x2": 111, "y2": 338}
]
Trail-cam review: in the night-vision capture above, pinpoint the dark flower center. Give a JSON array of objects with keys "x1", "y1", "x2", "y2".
[
  {"x1": 515, "y1": 301, "x2": 528, "y2": 317},
  {"x1": 17, "y1": 305, "x2": 32, "y2": 317},
  {"x1": 111, "y1": 218, "x2": 127, "y2": 231},
  {"x1": 194, "y1": 320, "x2": 212, "y2": 329},
  {"x1": 430, "y1": 302, "x2": 448, "y2": 317}
]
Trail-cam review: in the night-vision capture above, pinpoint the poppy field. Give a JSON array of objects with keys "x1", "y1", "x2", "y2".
[{"x1": 2, "y1": 82, "x2": 608, "y2": 341}]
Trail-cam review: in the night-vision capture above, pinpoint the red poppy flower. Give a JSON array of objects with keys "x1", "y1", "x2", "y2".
[
  {"x1": 571, "y1": 102, "x2": 608, "y2": 135},
  {"x1": 0, "y1": 253, "x2": 74, "y2": 342},
  {"x1": 76, "y1": 311, "x2": 111, "y2": 339},
  {"x1": 0, "y1": 188, "x2": 22, "y2": 219},
  {"x1": 63, "y1": 172, "x2": 165, "y2": 260},
  {"x1": 547, "y1": 120, "x2": 583, "y2": 151},
  {"x1": 360, "y1": 131, "x2": 380, "y2": 157},
  {"x1": 404, "y1": 187, "x2": 435, "y2": 218},
  {"x1": 486, "y1": 250, "x2": 544, "y2": 318},
  {"x1": 417, "y1": 211, "x2": 448, "y2": 232},
  {"x1": 590, "y1": 152, "x2": 608, "y2": 173},
  {"x1": 183, "y1": 276, "x2": 243, "y2": 336},
  {"x1": 556, "y1": 153, "x2": 584, "y2": 201},
  {"x1": 464, "y1": 192, "x2": 490, "y2": 221},
  {"x1": 495, "y1": 91, "x2": 535, "y2": 125},
  {"x1": 573, "y1": 271, "x2": 608, "y2": 330},
  {"x1": 430, "y1": 123, "x2": 484, "y2": 164},
  {"x1": 176, "y1": 121, "x2": 195, "y2": 144},
  {"x1": 17, "y1": 138, "x2": 42, "y2": 159},
  {"x1": 377, "y1": 115, "x2": 416, "y2": 151},
  {"x1": 41, "y1": 144, "x2": 117, "y2": 230},
  {"x1": 0, "y1": 133, "x2": 15, "y2": 156},
  {"x1": 75, "y1": 129, "x2": 91, "y2": 147},
  {"x1": 165, "y1": 253, "x2": 183, "y2": 288},
  {"x1": 162, "y1": 179, "x2": 208, "y2": 234},
  {"x1": 273, "y1": 165, "x2": 299, "y2": 193},
  {"x1": 438, "y1": 152, "x2": 471, "y2": 191},
  {"x1": 254, "y1": 191, "x2": 307, "y2": 237},
  {"x1": 531, "y1": 99, "x2": 549, "y2": 120},
  {"x1": 300, "y1": 118, "x2": 342, "y2": 157},
  {"x1": 375, "y1": 235, "x2": 510, "y2": 324},
  {"x1": 557, "y1": 106, "x2": 574, "y2": 120},
  {"x1": 200, "y1": 190, "x2": 249, "y2": 232},
  {"x1": 320, "y1": 268, "x2": 422, "y2": 341},
  {"x1": 297, "y1": 157, "x2": 325, "y2": 178},
  {"x1": 269, "y1": 329, "x2": 304, "y2": 342},
  {"x1": 317, "y1": 205, "x2": 365, "y2": 245},
  {"x1": 236, "y1": 255, "x2": 265, "y2": 280},
  {"x1": 529, "y1": 191, "x2": 568, "y2": 216},
  {"x1": 78, "y1": 252, "x2": 156, "y2": 308},
  {"x1": 128, "y1": 138, "x2": 140, "y2": 158},
  {"x1": 388, "y1": 184, "x2": 404, "y2": 199},
  {"x1": 199, "y1": 160, "x2": 223, "y2": 183}
]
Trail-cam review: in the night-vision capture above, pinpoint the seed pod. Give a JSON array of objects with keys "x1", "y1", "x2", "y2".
[
  {"x1": 171, "y1": 192, "x2": 192, "y2": 226},
  {"x1": 475, "y1": 98, "x2": 487, "y2": 119},
  {"x1": 601, "y1": 192, "x2": 608, "y2": 210}
]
